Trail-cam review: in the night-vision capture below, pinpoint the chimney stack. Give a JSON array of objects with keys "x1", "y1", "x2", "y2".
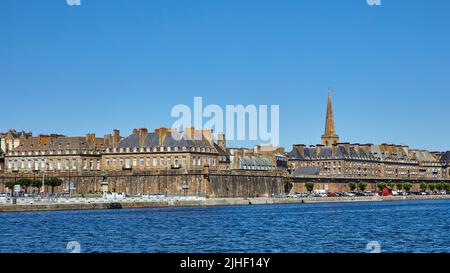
[
  {"x1": 104, "y1": 134, "x2": 112, "y2": 146},
  {"x1": 139, "y1": 128, "x2": 148, "y2": 147},
  {"x1": 201, "y1": 129, "x2": 214, "y2": 145},
  {"x1": 85, "y1": 133, "x2": 96, "y2": 144},
  {"x1": 185, "y1": 127, "x2": 196, "y2": 140},
  {"x1": 293, "y1": 144, "x2": 305, "y2": 157},
  {"x1": 113, "y1": 129, "x2": 120, "y2": 148},
  {"x1": 155, "y1": 127, "x2": 169, "y2": 147},
  {"x1": 217, "y1": 133, "x2": 226, "y2": 150}
]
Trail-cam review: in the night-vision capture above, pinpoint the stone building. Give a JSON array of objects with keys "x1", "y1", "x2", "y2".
[
  {"x1": 4, "y1": 133, "x2": 106, "y2": 174},
  {"x1": 1, "y1": 130, "x2": 33, "y2": 173},
  {"x1": 289, "y1": 92, "x2": 448, "y2": 180},
  {"x1": 228, "y1": 145, "x2": 287, "y2": 171},
  {"x1": 101, "y1": 127, "x2": 228, "y2": 172}
]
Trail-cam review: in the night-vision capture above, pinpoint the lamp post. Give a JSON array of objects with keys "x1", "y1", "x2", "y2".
[
  {"x1": 68, "y1": 166, "x2": 72, "y2": 198},
  {"x1": 32, "y1": 168, "x2": 39, "y2": 196},
  {"x1": 12, "y1": 169, "x2": 19, "y2": 204}
]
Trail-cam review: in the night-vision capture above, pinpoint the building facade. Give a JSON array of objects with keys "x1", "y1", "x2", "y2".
[
  {"x1": 289, "y1": 93, "x2": 449, "y2": 180},
  {"x1": 4, "y1": 133, "x2": 106, "y2": 174},
  {"x1": 101, "y1": 127, "x2": 228, "y2": 172}
]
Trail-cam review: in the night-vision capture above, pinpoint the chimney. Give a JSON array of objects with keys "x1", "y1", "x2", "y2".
[
  {"x1": 139, "y1": 128, "x2": 148, "y2": 147},
  {"x1": 340, "y1": 142, "x2": 350, "y2": 153},
  {"x1": 316, "y1": 144, "x2": 324, "y2": 156},
  {"x1": 104, "y1": 134, "x2": 112, "y2": 146},
  {"x1": 293, "y1": 144, "x2": 305, "y2": 157},
  {"x1": 185, "y1": 127, "x2": 195, "y2": 140},
  {"x1": 201, "y1": 129, "x2": 214, "y2": 145},
  {"x1": 155, "y1": 127, "x2": 169, "y2": 147},
  {"x1": 254, "y1": 145, "x2": 261, "y2": 154},
  {"x1": 132, "y1": 128, "x2": 138, "y2": 135},
  {"x1": 113, "y1": 129, "x2": 120, "y2": 148},
  {"x1": 217, "y1": 133, "x2": 226, "y2": 150},
  {"x1": 86, "y1": 133, "x2": 96, "y2": 144}
]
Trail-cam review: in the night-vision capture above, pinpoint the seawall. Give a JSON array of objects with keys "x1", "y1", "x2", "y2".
[{"x1": 1, "y1": 195, "x2": 449, "y2": 213}]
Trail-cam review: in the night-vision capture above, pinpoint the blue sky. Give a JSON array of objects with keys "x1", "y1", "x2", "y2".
[{"x1": 1, "y1": 0, "x2": 449, "y2": 151}]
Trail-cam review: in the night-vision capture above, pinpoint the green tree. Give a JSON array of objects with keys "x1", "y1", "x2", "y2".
[
  {"x1": 387, "y1": 182, "x2": 396, "y2": 189},
  {"x1": 348, "y1": 182, "x2": 357, "y2": 192},
  {"x1": 428, "y1": 183, "x2": 436, "y2": 191},
  {"x1": 403, "y1": 183, "x2": 412, "y2": 192},
  {"x1": 4, "y1": 181, "x2": 16, "y2": 194},
  {"x1": 17, "y1": 178, "x2": 32, "y2": 193},
  {"x1": 396, "y1": 183, "x2": 404, "y2": 191},
  {"x1": 443, "y1": 183, "x2": 450, "y2": 192},
  {"x1": 420, "y1": 183, "x2": 428, "y2": 192},
  {"x1": 436, "y1": 183, "x2": 444, "y2": 192},
  {"x1": 377, "y1": 182, "x2": 386, "y2": 191},
  {"x1": 305, "y1": 182, "x2": 315, "y2": 193},
  {"x1": 358, "y1": 182, "x2": 368, "y2": 192},
  {"x1": 45, "y1": 178, "x2": 63, "y2": 193},
  {"x1": 31, "y1": 179, "x2": 43, "y2": 193}
]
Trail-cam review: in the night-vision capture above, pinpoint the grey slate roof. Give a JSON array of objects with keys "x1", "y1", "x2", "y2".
[
  {"x1": 289, "y1": 146, "x2": 377, "y2": 160},
  {"x1": 240, "y1": 156, "x2": 274, "y2": 168},
  {"x1": 293, "y1": 167, "x2": 321, "y2": 176},
  {"x1": 118, "y1": 132, "x2": 218, "y2": 152},
  {"x1": 13, "y1": 136, "x2": 105, "y2": 152}
]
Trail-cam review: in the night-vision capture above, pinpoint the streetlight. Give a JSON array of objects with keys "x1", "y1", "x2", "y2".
[{"x1": 12, "y1": 169, "x2": 19, "y2": 205}]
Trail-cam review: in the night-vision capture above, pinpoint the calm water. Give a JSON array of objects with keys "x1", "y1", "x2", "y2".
[{"x1": 1, "y1": 200, "x2": 450, "y2": 253}]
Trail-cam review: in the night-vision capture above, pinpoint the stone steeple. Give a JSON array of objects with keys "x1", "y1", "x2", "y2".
[{"x1": 321, "y1": 90, "x2": 339, "y2": 146}]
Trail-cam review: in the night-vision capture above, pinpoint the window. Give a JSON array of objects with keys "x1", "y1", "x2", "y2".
[
  {"x1": 174, "y1": 157, "x2": 179, "y2": 167},
  {"x1": 90, "y1": 160, "x2": 94, "y2": 170},
  {"x1": 106, "y1": 159, "x2": 110, "y2": 167},
  {"x1": 120, "y1": 159, "x2": 124, "y2": 167},
  {"x1": 160, "y1": 157, "x2": 164, "y2": 166},
  {"x1": 153, "y1": 158, "x2": 158, "y2": 167},
  {"x1": 49, "y1": 161, "x2": 54, "y2": 170},
  {"x1": 146, "y1": 158, "x2": 151, "y2": 167},
  {"x1": 167, "y1": 157, "x2": 171, "y2": 167},
  {"x1": 65, "y1": 159, "x2": 70, "y2": 170},
  {"x1": 97, "y1": 160, "x2": 101, "y2": 170},
  {"x1": 113, "y1": 158, "x2": 117, "y2": 167},
  {"x1": 125, "y1": 158, "x2": 131, "y2": 169},
  {"x1": 182, "y1": 156, "x2": 186, "y2": 167},
  {"x1": 72, "y1": 160, "x2": 77, "y2": 170},
  {"x1": 139, "y1": 158, "x2": 144, "y2": 167},
  {"x1": 132, "y1": 158, "x2": 137, "y2": 167},
  {"x1": 58, "y1": 160, "x2": 62, "y2": 170}
]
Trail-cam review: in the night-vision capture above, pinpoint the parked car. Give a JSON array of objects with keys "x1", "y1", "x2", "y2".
[{"x1": 327, "y1": 193, "x2": 338, "y2": 197}]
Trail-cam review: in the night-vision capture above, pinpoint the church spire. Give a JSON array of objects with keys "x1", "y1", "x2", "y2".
[{"x1": 321, "y1": 90, "x2": 339, "y2": 146}]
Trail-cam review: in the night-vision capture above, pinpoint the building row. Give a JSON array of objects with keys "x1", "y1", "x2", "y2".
[
  {"x1": 288, "y1": 92, "x2": 450, "y2": 180},
  {"x1": 1, "y1": 92, "x2": 449, "y2": 180},
  {"x1": 0, "y1": 127, "x2": 284, "y2": 175}
]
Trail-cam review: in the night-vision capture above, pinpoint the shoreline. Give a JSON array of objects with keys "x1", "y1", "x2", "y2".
[{"x1": 1, "y1": 195, "x2": 450, "y2": 213}]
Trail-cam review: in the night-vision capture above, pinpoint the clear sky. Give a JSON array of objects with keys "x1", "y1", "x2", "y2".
[{"x1": 1, "y1": 0, "x2": 449, "y2": 151}]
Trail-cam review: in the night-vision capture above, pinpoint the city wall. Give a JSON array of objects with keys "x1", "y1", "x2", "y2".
[
  {"x1": 1, "y1": 171, "x2": 448, "y2": 197},
  {"x1": 0, "y1": 170, "x2": 285, "y2": 198}
]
